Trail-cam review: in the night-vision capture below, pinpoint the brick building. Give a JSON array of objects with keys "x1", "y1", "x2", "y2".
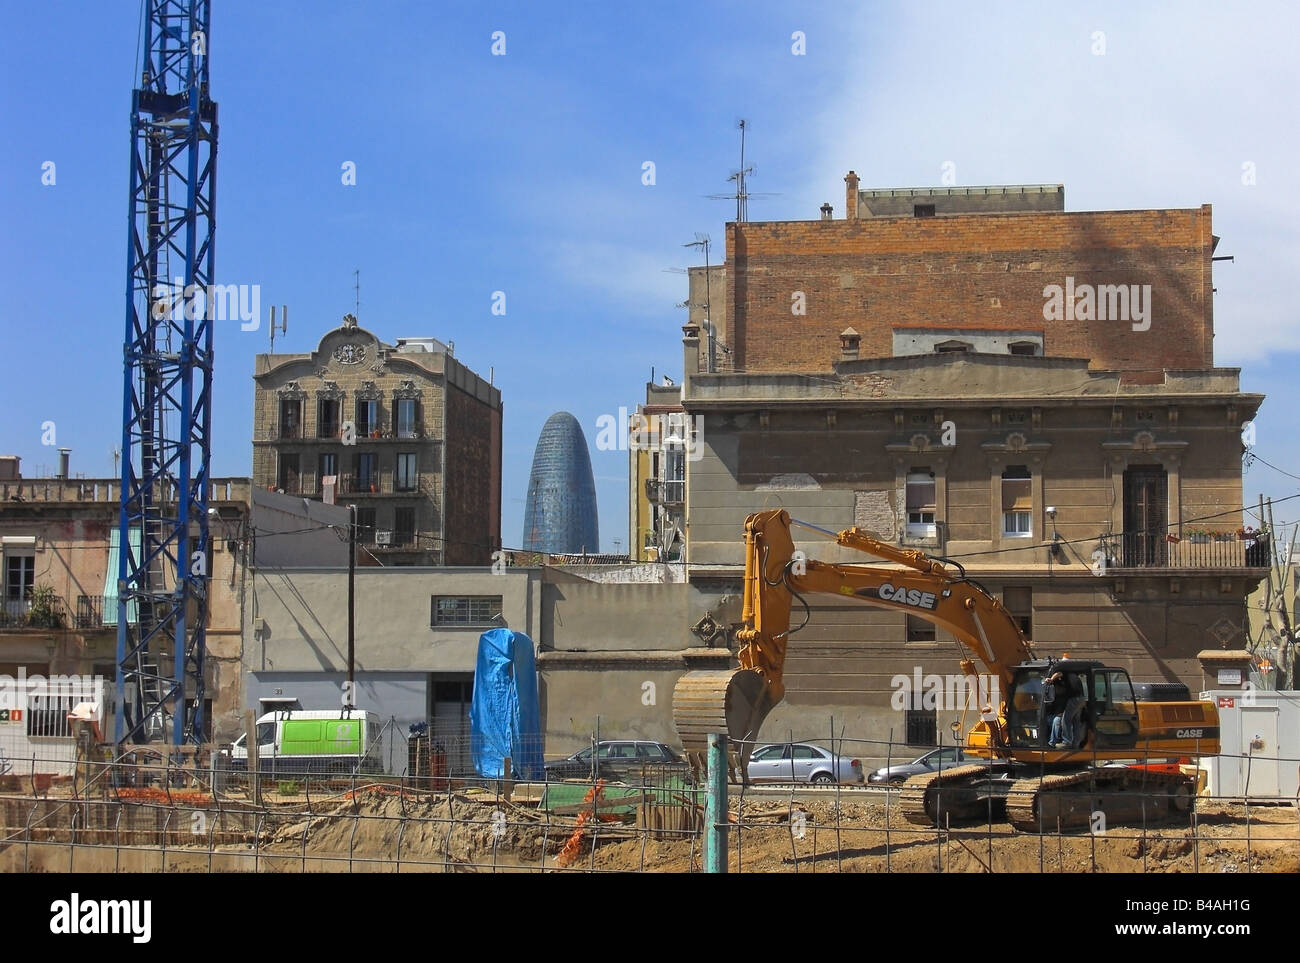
[
  {"x1": 252, "y1": 315, "x2": 502, "y2": 566},
  {"x1": 674, "y1": 175, "x2": 1266, "y2": 750}
]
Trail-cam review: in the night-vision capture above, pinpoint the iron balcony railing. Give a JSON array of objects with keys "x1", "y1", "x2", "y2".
[
  {"x1": 0, "y1": 595, "x2": 67, "y2": 630},
  {"x1": 1111, "y1": 532, "x2": 1270, "y2": 569}
]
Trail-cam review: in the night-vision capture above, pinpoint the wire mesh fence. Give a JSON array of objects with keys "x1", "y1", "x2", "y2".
[{"x1": 0, "y1": 729, "x2": 1296, "y2": 873}]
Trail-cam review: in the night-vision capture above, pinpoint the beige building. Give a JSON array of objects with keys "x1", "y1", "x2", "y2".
[
  {"x1": 253, "y1": 315, "x2": 502, "y2": 566},
  {"x1": 663, "y1": 177, "x2": 1269, "y2": 751},
  {"x1": 627, "y1": 379, "x2": 690, "y2": 562},
  {"x1": 0, "y1": 465, "x2": 250, "y2": 741}
]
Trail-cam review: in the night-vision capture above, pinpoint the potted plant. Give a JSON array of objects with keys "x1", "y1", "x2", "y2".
[
  {"x1": 26, "y1": 585, "x2": 65, "y2": 629},
  {"x1": 1184, "y1": 527, "x2": 1212, "y2": 544}
]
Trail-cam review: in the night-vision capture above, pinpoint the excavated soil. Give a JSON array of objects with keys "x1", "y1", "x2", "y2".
[{"x1": 2, "y1": 788, "x2": 1296, "y2": 873}]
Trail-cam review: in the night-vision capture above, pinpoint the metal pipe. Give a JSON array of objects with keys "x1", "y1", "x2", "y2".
[
  {"x1": 705, "y1": 732, "x2": 727, "y2": 873},
  {"x1": 346, "y1": 503, "x2": 356, "y2": 708}
]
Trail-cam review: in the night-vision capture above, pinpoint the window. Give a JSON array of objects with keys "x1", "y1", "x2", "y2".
[
  {"x1": 906, "y1": 614, "x2": 936, "y2": 643},
  {"x1": 356, "y1": 399, "x2": 379, "y2": 437},
  {"x1": 431, "y1": 595, "x2": 503, "y2": 627},
  {"x1": 396, "y1": 398, "x2": 419, "y2": 439},
  {"x1": 1003, "y1": 586, "x2": 1032, "y2": 637},
  {"x1": 1001, "y1": 466, "x2": 1032, "y2": 537},
  {"x1": 906, "y1": 471, "x2": 936, "y2": 537},
  {"x1": 277, "y1": 453, "x2": 300, "y2": 493},
  {"x1": 751, "y1": 745, "x2": 785, "y2": 762},
  {"x1": 1008, "y1": 341, "x2": 1038, "y2": 356},
  {"x1": 355, "y1": 507, "x2": 376, "y2": 543},
  {"x1": 354, "y1": 452, "x2": 377, "y2": 491},
  {"x1": 317, "y1": 398, "x2": 340, "y2": 438},
  {"x1": 791, "y1": 745, "x2": 820, "y2": 760},
  {"x1": 256, "y1": 722, "x2": 276, "y2": 747},
  {"x1": 934, "y1": 340, "x2": 972, "y2": 354},
  {"x1": 278, "y1": 399, "x2": 301, "y2": 439},
  {"x1": 27, "y1": 694, "x2": 75, "y2": 738},
  {"x1": 318, "y1": 452, "x2": 338, "y2": 486},
  {"x1": 396, "y1": 452, "x2": 417, "y2": 492},
  {"x1": 4, "y1": 551, "x2": 34, "y2": 607},
  {"x1": 394, "y1": 507, "x2": 415, "y2": 546},
  {"x1": 905, "y1": 708, "x2": 937, "y2": 747},
  {"x1": 914, "y1": 204, "x2": 936, "y2": 217}
]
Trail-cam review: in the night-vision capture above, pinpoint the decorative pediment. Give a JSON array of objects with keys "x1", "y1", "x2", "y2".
[
  {"x1": 392, "y1": 379, "x2": 421, "y2": 400},
  {"x1": 276, "y1": 380, "x2": 306, "y2": 399},
  {"x1": 981, "y1": 432, "x2": 1051, "y2": 466},
  {"x1": 317, "y1": 380, "x2": 344, "y2": 400},
  {"x1": 355, "y1": 380, "x2": 382, "y2": 400}
]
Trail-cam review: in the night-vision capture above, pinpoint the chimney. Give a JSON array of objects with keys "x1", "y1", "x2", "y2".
[
  {"x1": 820, "y1": 202, "x2": 833, "y2": 221},
  {"x1": 840, "y1": 327, "x2": 861, "y2": 362},
  {"x1": 844, "y1": 170, "x2": 860, "y2": 220},
  {"x1": 682, "y1": 322, "x2": 701, "y2": 387},
  {"x1": 0, "y1": 455, "x2": 19, "y2": 481},
  {"x1": 57, "y1": 448, "x2": 71, "y2": 479}
]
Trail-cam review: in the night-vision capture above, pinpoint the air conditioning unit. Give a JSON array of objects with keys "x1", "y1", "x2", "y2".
[{"x1": 375, "y1": 530, "x2": 393, "y2": 546}]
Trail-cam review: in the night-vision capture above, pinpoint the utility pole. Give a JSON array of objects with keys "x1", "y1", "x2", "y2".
[{"x1": 346, "y1": 503, "x2": 356, "y2": 710}]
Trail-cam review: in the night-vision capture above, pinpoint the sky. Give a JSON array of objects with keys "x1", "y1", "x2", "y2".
[{"x1": 2, "y1": 1, "x2": 1299, "y2": 552}]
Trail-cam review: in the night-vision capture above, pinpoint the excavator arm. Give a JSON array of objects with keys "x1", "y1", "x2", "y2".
[{"x1": 673, "y1": 509, "x2": 1035, "y2": 768}]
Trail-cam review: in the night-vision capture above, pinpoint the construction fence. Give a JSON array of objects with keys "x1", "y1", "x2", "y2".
[{"x1": 0, "y1": 731, "x2": 1297, "y2": 873}]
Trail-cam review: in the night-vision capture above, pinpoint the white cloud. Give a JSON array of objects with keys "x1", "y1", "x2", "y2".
[{"x1": 810, "y1": 1, "x2": 1300, "y2": 362}]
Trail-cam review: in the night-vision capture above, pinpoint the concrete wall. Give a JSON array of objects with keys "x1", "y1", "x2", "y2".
[
  {"x1": 252, "y1": 488, "x2": 349, "y2": 568},
  {"x1": 246, "y1": 567, "x2": 539, "y2": 676}
]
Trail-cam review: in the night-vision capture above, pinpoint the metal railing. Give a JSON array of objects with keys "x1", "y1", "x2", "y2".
[
  {"x1": 0, "y1": 595, "x2": 66, "y2": 630},
  {"x1": 1114, "y1": 532, "x2": 1270, "y2": 569}
]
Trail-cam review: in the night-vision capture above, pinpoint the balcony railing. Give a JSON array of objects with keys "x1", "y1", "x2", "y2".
[
  {"x1": 1112, "y1": 532, "x2": 1269, "y2": 569},
  {"x1": 0, "y1": 595, "x2": 67, "y2": 630}
]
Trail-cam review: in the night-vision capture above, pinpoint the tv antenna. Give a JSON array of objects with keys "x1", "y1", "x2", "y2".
[
  {"x1": 353, "y1": 268, "x2": 361, "y2": 319},
  {"x1": 705, "y1": 119, "x2": 779, "y2": 222}
]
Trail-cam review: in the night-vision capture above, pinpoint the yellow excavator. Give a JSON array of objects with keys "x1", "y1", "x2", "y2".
[{"x1": 672, "y1": 509, "x2": 1219, "y2": 831}]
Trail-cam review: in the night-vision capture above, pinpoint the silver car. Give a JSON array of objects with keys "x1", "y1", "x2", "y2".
[
  {"x1": 868, "y1": 746, "x2": 970, "y2": 784},
  {"x1": 745, "y1": 742, "x2": 863, "y2": 784}
]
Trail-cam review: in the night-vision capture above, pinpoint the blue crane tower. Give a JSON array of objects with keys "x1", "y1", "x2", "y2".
[{"x1": 116, "y1": 0, "x2": 218, "y2": 747}]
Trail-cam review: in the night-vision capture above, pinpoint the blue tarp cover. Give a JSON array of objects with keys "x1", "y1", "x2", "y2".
[{"x1": 470, "y1": 628, "x2": 544, "y2": 779}]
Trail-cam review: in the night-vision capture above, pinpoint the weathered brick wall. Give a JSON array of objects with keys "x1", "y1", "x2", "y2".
[
  {"x1": 725, "y1": 207, "x2": 1215, "y2": 378},
  {"x1": 443, "y1": 383, "x2": 501, "y2": 565}
]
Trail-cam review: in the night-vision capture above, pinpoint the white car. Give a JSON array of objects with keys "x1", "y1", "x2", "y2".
[{"x1": 745, "y1": 742, "x2": 863, "y2": 784}]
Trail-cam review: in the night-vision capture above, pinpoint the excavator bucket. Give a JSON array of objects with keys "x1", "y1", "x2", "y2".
[{"x1": 672, "y1": 668, "x2": 774, "y2": 781}]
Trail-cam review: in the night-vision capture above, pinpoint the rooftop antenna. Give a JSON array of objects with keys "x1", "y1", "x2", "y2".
[
  {"x1": 353, "y1": 269, "x2": 361, "y2": 319},
  {"x1": 683, "y1": 234, "x2": 713, "y2": 371},
  {"x1": 704, "y1": 119, "x2": 778, "y2": 222},
  {"x1": 269, "y1": 304, "x2": 288, "y2": 352}
]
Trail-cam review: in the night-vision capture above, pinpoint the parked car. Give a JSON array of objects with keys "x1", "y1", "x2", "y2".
[
  {"x1": 544, "y1": 740, "x2": 690, "y2": 782},
  {"x1": 868, "y1": 746, "x2": 971, "y2": 784},
  {"x1": 745, "y1": 742, "x2": 863, "y2": 784}
]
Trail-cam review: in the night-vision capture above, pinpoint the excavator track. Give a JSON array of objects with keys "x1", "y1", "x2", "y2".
[
  {"x1": 899, "y1": 763, "x2": 997, "y2": 827},
  {"x1": 1005, "y1": 767, "x2": 1196, "y2": 833}
]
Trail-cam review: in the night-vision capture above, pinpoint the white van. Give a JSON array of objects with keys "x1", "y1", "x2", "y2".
[{"x1": 226, "y1": 708, "x2": 384, "y2": 775}]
